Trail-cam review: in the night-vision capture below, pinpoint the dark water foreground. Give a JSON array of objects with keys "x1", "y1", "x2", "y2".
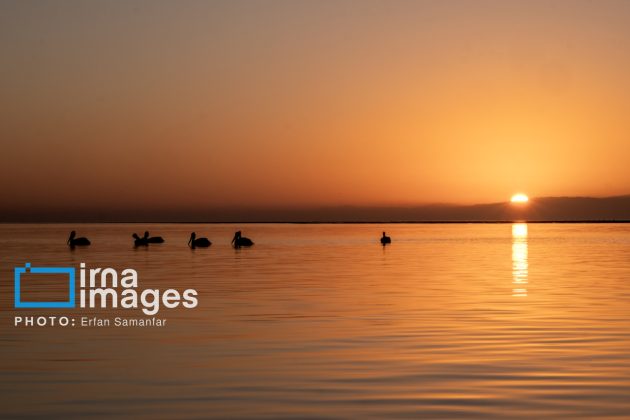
[{"x1": 1, "y1": 223, "x2": 630, "y2": 418}]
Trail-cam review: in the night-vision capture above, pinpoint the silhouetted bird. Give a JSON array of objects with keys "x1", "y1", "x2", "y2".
[
  {"x1": 231, "y1": 231, "x2": 254, "y2": 248},
  {"x1": 68, "y1": 231, "x2": 90, "y2": 247},
  {"x1": 188, "y1": 232, "x2": 211, "y2": 248},
  {"x1": 380, "y1": 231, "x2": 391, "y2": 245},
  {"x1": 132, "y1": 233, "x2": 149, "y2": 247},
  {"x1": 144, "y1": 231, "x2": 165, "y2": 243}
]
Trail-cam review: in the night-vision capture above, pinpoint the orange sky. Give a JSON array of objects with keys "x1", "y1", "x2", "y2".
[{"x1": 1, "y1": 0, "x2": 630, "y2": 214}]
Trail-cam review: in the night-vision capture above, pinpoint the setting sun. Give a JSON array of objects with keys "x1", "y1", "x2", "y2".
[{"x1": 511, "y1": 193, "x2": 529, "y2": 203}]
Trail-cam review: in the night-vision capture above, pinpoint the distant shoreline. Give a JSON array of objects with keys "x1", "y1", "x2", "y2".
[
  {"x1": 1, "y1": 220, "x2": 629, "y2": 224},
  {"x1": 2, "y1": 195, "x2": 629, "y2": 224}
]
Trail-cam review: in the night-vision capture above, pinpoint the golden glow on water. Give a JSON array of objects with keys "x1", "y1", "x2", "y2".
[
  {"x1": 512, "y1": 223, "x2": 528, "y2": 238},
  {"x1": 512, "y1": 223, "x2": 528, "y2": 297},
  {"x1": 1, "y1": 223, "x2": 630, "y2": 418}
]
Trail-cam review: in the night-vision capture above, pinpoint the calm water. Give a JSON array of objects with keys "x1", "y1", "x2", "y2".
[{"x1": 1, "y1": 223, "x2": 630, "y2": 418}]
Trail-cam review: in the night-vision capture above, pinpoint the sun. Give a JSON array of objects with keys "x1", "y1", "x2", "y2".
[{"x1": 511, "y1": 193, "x2": 529, "y2": 203}]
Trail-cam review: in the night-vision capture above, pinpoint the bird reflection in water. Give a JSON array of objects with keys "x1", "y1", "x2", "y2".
[{"x1": 512, "y1": 223, "x2": 528, "y2": 297}]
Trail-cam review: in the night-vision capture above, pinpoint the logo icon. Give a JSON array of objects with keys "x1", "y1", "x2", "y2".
[{"x1": 14, "y1": 263, "x2": 75, "y2": 309}]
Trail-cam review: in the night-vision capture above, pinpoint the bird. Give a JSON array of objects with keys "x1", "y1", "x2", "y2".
[
  {"x1": 132, "y1": 233, "x2": 149, "y2": 246},
  {"x1": 231, "y1": 231, "x2": 254, "y2": 248},
  {"x1": 188, "y1": 232, "x2": 211, "y2": 248},
  {"x1": 144, "y1": 231, "x2": 165, "y2": 243},
  {"x1": 68, "y1": 231, "x2": 90, "y2": 247},
  {"x1": 380, "y1": 231, "x2": 391, "y2": 245}
]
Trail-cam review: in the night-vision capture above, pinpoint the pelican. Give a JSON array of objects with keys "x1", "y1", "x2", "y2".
[
  {"x1": 231, "y1": 231, "x2": 254, "y2": 248},
  {"x1": 68, "y1": 231, "x2": 90, "y2": 247},
  {"x1": 380, "y1": 231, "x2": 391, "y2": 245},
  {"x1": 132, "y1": 233, "x2": 149, "y2": 247},
  {"x1": 188, "y1": 232, "x2": 211, "y2": 248},
  {"x1": 144, "y1": 231, "x2": 165, "y2": 243}
]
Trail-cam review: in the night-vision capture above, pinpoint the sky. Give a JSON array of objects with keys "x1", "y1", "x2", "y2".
[{"x1": 1, "y1": 0, "x2": 630, "y2": 218}]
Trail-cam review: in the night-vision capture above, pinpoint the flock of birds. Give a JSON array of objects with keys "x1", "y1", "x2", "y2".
[{"x1": 67, "y1": 230, "x2": 393, "y2": 248}]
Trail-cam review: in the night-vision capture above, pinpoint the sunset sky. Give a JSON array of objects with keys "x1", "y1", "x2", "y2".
[{"x1": 2, "y1": 0, "x2": 630, "y2": 216}]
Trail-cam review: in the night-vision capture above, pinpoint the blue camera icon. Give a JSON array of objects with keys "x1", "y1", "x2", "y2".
[{"x1": 14, "y1": 263, "x2": 76, "y2": 309}]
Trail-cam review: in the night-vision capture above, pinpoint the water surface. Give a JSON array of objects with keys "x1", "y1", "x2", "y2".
[{"x1": 1, "y1": 223, "x2": 630, "y2": 418}]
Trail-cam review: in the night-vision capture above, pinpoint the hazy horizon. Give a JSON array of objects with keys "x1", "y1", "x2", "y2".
[{"x1": 2, "y1": 194, "x2": 629, "y2": 222}]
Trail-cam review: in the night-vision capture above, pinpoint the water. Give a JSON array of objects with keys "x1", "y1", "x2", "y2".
[{"x1": 1, "y1": 223, "x2": 630, "y2": 418}]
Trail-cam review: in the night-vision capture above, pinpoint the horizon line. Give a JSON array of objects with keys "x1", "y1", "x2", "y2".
[{"x1": 2, "y1": 220, "x2": 630, "y2": 224}]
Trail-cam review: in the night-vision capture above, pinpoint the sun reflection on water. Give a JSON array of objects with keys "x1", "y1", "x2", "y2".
[{"x1": 512, "y1": 223, "x2": 528, "y2": 297}]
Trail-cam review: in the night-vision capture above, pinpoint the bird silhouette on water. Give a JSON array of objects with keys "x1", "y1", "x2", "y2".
[
  {"x1": 144, "y1": 231, "x2": 165, "y2": 243},
  {"x1": 232, "y1": 231, "x2": 254, "y2": 248},
  {"x1": 132, "y1": 233, "x2": 149, "y2": 247},
  {"x1": 380, "y1": 231, "x2": 391, "y2": 245},
  {"x1": 188, "y1": 232, "x2": 211, "y2": 248},
  {"x1": 68, "y1": 231, "x2": 90, "y2": 247}
]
